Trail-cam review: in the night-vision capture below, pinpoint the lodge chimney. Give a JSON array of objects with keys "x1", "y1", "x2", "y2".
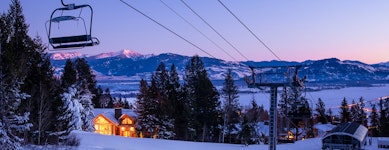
[{"x1": 115, "y1": 108, "x2": 122, "y2": 119}]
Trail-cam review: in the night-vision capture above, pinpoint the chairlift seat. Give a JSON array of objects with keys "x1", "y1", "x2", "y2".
[
  {"x1": 50, "y1": 35, "x2": 92, "y2": 44},
  {"x1": 50, "y1": 35, "x2": 99, "y2": 49},
  {"x1": 51, "y1": 16, "x2": 78, "y2": 22},
  {"x1": 46, "y1": 3, "x2": 99, "y2": 50},
  {"x1": 53, "y1": 42, "x2": 95, "y2": 49}
]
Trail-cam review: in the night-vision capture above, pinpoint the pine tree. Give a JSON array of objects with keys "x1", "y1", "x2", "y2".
[
  {"x1": 340, "y1": 97, "x2": 350, "y2": 123},
  {"x1": 246, "y1": 99, "x2": 261, "y2": 143},
  {"x1": 74, "y1": 58, "x2": 95, "y2": 132},
  {"x1": 221, "y1": 69, "x2": 240, "y2": 143},
  {"x1": 169, "y1": 64, "x2": 189, "y2": 140},
  {"x1": 20, "y1": 37, "x2": 58, "y2": 145},
  {"x1": 61, "y1": 59, "x2": 77, "y2": 89},
  {"x1": 369, "y1": 103, "x2": 379, "y2": 137},
  {"x1": 0, "y1": 0, "x2": 34, "y2": 148},
  {"x1": 184, "y1": 55, "x2": 221, "y2": 142},
  {"x1": 154, "y1": 62, "x2": 175, "y2": 139},
  {"x1": 0, "y1": 76, "x2": 31, "y2": 149},
  {"x1": 358, "y1": 97, "x2": 367, "y2": 127},
  {"x1": 93, "y1": 85, "x2": 103, "y2": 108},
  {"x1": 104, "y1": 88, "x2": 114, "y2": 108},
  {"x1": 327, "y1": 108, "x2": 333, "y2": 123},
  {"x1": 259, "y1": 104, "x2": 269, "y2": 121},
  {"x1": 379, "y1": 97, "x2": 389, "y2": 136},
  {"x1": 315, "y1": 98, "x2": 327, "y2": 124},
  {"x1": 135, "y1": 78, "x2": 159, "y2": 138},
  {"x1": 239, "y1": 115, "x2": 252, "y2": 146},
  {"x1": 350, "y1": 99, "x2": 359, "y2": 122},
  {"x1": 55, "y1": 59, "x2": 77, "y2": 141},
  {"x1": 135, "y1": 79, "x2": 148, "y2": 137}
]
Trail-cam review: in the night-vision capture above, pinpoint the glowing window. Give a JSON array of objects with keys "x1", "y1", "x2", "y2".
[
  {"x1": 94, "y1": 116, "x2": 113, "y2": 135},
  {"x1": 122, "y1": 118, "x2": 133, "y2": 125}
]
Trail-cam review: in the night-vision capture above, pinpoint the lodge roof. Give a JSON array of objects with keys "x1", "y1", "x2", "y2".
[
  {"x1": 322, "y1": 122, "x2": 368, "y2": 143},
  {"x1": 94, "y1": 108, "x2": 137, "y2": 125}
]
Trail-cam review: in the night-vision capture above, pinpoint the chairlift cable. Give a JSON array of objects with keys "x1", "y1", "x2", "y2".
[
  {"x1": 159, "y1": 0, "x2": 238, "y2": 62},
  {"x1": 180, "y1": 0, "x2": 249, "y2": 61},
  {"x1": 218, "y1": 0, "x2": 283, "y2": 62},
  {"x1": 119, "y1": 0, "x2": 216, "y2": 59}
]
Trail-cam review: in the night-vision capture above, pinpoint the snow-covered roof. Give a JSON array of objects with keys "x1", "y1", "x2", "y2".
[
  {"x1": 378, "y1": 137, "x2": 389, "y2": 146},
  {"x1": 322, "y1": 122, "x2": 368, "y2": 143},
  {"x1": 314, "y1": 123, "x2": 335, "y2": 132},
  {"x1": 94, "y1": 108, "x2": 137, "y2": 125}
]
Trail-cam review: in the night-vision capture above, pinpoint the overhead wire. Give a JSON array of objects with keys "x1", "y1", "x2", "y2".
[
  {"x1": 159, "y1": 0, "x2": 238, "y2": 62},
  {"x1": 119, "y1": 0, "x2": 216, "y2": 58},
  {"x1": 180, "y1": 0, "x2": 250, "y2": 61},
  {"x1": 217, "y1": 0, "x2": 282, "y2": 61}
]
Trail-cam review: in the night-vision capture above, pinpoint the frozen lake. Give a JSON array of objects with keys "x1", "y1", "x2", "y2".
[
  {"x1": 236, "y1": 84, "x2": 389, "y2": 114},
  {"x1": 102, "y1": 78, "x2": 389, "y2": 114}
]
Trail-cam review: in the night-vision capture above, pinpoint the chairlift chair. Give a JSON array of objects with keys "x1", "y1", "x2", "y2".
[{"x1": 46, "y1": 3, "x2": 99, "y2": 50}]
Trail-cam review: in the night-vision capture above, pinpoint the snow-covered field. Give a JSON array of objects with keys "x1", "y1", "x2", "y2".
[{"x1": 75, "y1": 131, "x2": 382, "y2": 150}]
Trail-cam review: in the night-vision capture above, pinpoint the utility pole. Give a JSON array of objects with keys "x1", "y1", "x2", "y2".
[{"x1": 245, "y1": 65, "x2": 304, "y2": 150}]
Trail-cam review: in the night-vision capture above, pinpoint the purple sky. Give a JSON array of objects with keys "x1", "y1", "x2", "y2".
[{"x1": 1, "y1": 0, "x2": 389, "y2": 64}]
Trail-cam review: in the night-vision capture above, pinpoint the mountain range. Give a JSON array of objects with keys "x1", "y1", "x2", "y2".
[{"x1": 50, "y1": 49, "x2": 389, "y2": 83}]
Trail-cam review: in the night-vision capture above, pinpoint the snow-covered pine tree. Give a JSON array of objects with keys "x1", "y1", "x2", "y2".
[
  {"x1": 61, "y1": 86, "x2": 83, "y2": 132},
  {"x1": 53, "y1": 59, "x2": 77, "y2": 143},
  {"x1": 77, "y1": 86, "x2": 94, "y2": 132},
  {"x1": 74, "y1": 58, "x2": 96, "y2": 131},
  {"x1": 55, "y1": 58, "x2": 95, "y2": 143},
  {"x1": 0, "y1": 0, "x2": 34, "y2": 148},
  {"x1": 221, "y1": 69, "x2": 240, "y2": 143},
  {"x1": 136, "y1": 78, "x2": 159, "y2": 138},
  {"x1": 0, "y1": 77, "x2": 31, "y2": 149}
]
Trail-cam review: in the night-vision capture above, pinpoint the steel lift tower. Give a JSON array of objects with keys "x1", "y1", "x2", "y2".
[{"x1": 245, "y1": 65, "x2": 305, "y2": 150}]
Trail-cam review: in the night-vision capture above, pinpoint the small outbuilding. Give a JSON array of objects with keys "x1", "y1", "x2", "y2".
[{"x1": 322, "y1": 122, "x2": 368, "y2": 150}]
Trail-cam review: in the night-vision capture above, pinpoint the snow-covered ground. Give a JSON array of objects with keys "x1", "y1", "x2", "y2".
[{"x1": 75, "y1": 131, "x2": 382, "y2": 150}]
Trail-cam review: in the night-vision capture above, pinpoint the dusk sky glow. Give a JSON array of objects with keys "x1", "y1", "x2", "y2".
[{"x1": 1, "y1": 0, "x2": 389, "y2": 64}]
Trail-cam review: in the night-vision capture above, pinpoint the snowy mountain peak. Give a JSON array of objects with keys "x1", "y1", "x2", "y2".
[
  {"x1": 93, "y1": 49, "x2": 142, "y2": 59},
  {"x1": 121, "y1": 49, "x2": 142, "y2": 58},
  {"x1": 50, "y1": 52, "x2": 84, "y2": 60}
]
